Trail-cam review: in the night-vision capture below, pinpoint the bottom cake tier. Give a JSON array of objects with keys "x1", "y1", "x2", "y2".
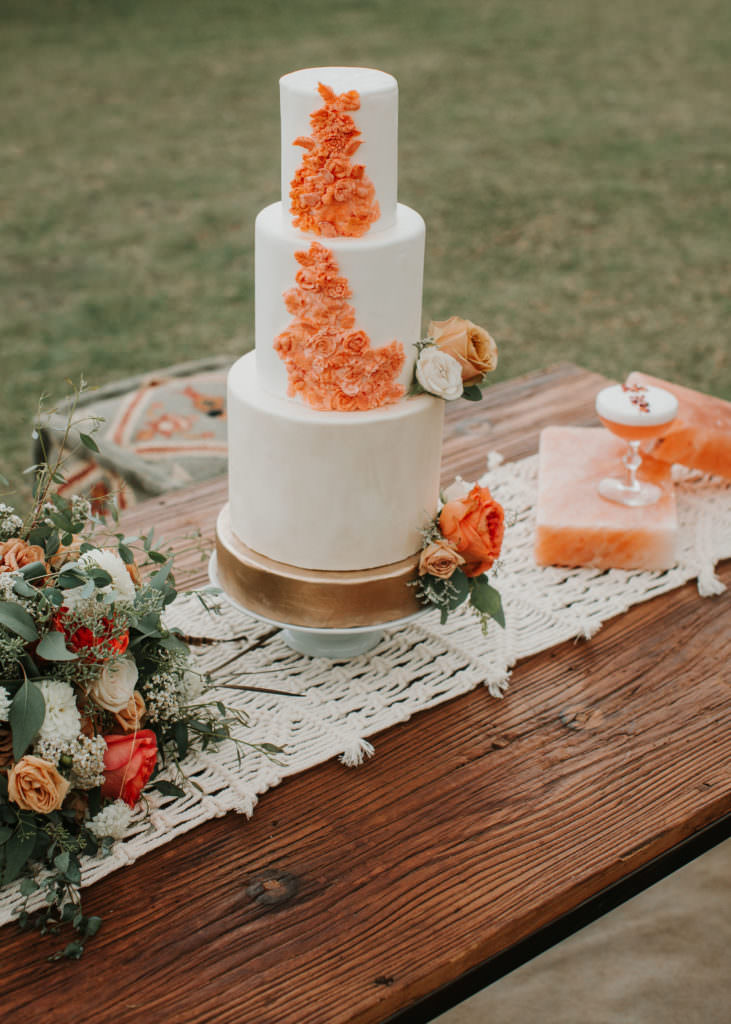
[
  {"x1": 215, "y1": 503, "x2": 423, "y2": 629},
  {"x1": 227, "y1": 351, "x2": 444, "y2": 571}
]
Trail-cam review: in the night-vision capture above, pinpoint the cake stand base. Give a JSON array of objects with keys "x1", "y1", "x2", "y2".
[
  {"x1": 281, "y1": 627, "x2": 384, "y2": 659},
  {"x1": 209, "y1": 553, "x2": 421, "y2": 660}
]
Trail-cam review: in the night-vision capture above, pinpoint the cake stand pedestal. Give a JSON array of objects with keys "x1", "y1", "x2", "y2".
[
  {"x1": 211, "y1": 505, "x2": 426, "y2": 659},
  {"x1": 209, "y1": 553, "x2": 424, "y2": 658}
]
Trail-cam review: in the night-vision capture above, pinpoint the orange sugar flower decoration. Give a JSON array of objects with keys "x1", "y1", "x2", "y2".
[
  {"x1": 274, "y1": 242, "x2": 405, "y2": 412},
  {"x1": 289, "y1": 82, "x2": 380, "y2": 238}
]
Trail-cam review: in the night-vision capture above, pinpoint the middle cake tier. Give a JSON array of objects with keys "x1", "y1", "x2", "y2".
[
  {"x1": 228, "y1": 351, "x2": 444, "y2": 571},
  {"x1": 255, "y1": 201, "x2": 425, "y2": 402}
]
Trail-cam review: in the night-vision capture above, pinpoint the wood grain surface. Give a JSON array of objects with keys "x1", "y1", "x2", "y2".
[{"x1": 2, "y1": 364, "x2": 729, "y2": 1024}]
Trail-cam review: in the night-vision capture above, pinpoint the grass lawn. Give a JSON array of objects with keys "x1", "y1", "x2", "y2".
[{"x1": 1, "y1": 0, "x2": 729, "y2": 489}]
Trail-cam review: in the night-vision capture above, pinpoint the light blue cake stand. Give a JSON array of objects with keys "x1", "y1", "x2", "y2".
[{"x1": 208, "y1": 553, "x2": 423, "y2": 659}]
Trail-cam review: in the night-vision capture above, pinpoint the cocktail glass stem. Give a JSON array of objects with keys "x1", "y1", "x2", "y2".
[{"x1": 623, "y1": 441, "x2": 642, "y2": 492}]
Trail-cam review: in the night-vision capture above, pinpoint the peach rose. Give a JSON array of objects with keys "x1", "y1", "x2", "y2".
[
  {"x1": 7, "y1": 755, "x2": 70, "y2": 813},
  {"x1": 429, "y1": 316, "x2": 498, "y2": 383},
  {"x1": 418, "y1": 539, "x2": 465, "y2": 580},
  {"x1": 438, "y1": 484, "x2": 505, "y2": 578},
  {"x1": 0, "y1": 538, "x2": 47, "y2": 575},
  {"x1": 113, "y1": 691, "x2": 146, "y2": 733}
]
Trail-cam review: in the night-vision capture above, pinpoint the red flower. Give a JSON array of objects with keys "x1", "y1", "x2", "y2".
[
  {"x1": 438, "y1": 484, "x2": 505, "y2": 578},
  {"x1": 53, "y1": 610, "x2": 129, "y2": 660},
  {"x1": 101, "y1": 730, "x2": 158, "y2": 807}
]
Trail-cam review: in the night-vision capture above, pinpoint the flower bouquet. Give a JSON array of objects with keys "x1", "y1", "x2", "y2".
[
  {"x1": 415, "y1": 479, "x2": 506, "y2": 632},
  {"x1": 410, "y1": 316, "x2": 506, "y2": 629},
  {"x1": 0, "y1": 387, "x2": 280, "y2": 957},
  {"x1": 411, "y1": 316, "x2": 498, "y2": 403}
]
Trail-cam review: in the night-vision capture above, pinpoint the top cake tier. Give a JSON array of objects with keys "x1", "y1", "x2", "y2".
[{"x1": 280, "y1": 67, "x2": 398, "y2": 234}]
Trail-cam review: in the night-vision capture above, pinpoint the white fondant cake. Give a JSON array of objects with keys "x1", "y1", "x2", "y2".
[{"x1": 227, "y1": 67, "x2": 444, "y2": 572}]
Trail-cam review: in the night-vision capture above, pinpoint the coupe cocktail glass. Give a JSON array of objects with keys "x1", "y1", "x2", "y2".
[{"x1": 595, "y1": 382, "x2": 678, "y2": 507}]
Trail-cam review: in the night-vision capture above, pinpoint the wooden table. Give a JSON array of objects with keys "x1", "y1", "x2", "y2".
[{"x1": 3, "y1": 364, "x2": 730, "y2": 1023}]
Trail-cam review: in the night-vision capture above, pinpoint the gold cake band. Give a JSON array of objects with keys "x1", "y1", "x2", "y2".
[{"x1": 215, "y1": 504, "x2": 422, "y2": 629}]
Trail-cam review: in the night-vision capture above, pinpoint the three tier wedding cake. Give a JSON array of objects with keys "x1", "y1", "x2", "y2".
[{"x1": 216, "y1": 67, "x2": 444, "y2": 629}]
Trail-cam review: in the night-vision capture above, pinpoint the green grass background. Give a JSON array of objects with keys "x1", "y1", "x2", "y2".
[{"x1": 2, "y1": 0, "x2": 729, "y2": 487}]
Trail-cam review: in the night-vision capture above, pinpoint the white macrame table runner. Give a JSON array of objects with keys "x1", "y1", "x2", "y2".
[{"x1": 2, "y1": 454, "x2": 730, "y2": 926}]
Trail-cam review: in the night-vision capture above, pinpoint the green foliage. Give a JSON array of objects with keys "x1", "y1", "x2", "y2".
[
  {"x1": 470, "y1": 578, "x2": 505, "y2": 630},
  {"x1": 9, "y1": 680, "x2": 46, "y2": 760},
  {"x1": 35, "y1": 631, "x2": 77, "y2": 662},
  {"x1": 0, "y1": 602, "x2": 38, "y2": 643}
]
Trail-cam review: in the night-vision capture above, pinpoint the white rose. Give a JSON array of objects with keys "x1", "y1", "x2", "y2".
[
  {"x1": 415, "y1": 346, "x2": 464, "y2": 401},
  {"x1": 88, "y1": 656, "x2": 139, "y2": 713}
]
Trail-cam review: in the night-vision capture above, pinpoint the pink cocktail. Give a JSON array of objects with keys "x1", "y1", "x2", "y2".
[{"x1": 595, "y1": 381, "x2": 678, "y2": 506}]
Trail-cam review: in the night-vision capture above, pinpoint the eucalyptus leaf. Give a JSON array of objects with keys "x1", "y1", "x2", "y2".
[
  {"x1": 2, "y1": 824, "x2": 37, "y2": 885},
  {"x1": 159, "y1": 634, "x2": 189, "y2": 654},
  {"x1": 0, "y1": 601, "x2": 38, "y2": 642},
  {"x1": 117, "y1": 543, "x2": 134, "y2": 565},
  {"x1": 20, "y1": 560, "x2": 47, "y2": 583},
  {"x1": 64, "y1": 855, "x2": 81, "y2": 886},
  {"x1": 28, "y1": 524, "x2": 52, "y2": 546},
  {"x1": 83, "y1": 916, "x2": 103, "y2": 938},
  {"x1": 12, "y1": 577, "x2": 38, "y2": 599},
  {"x1": 54, "y1": 850, "x2": 70, "y2": 875},
  {"x1": 79, "y1": 432, "x2": 100, "y2": 453},
  {"x1": 36, "y1": 630, "x2": 77, "y2": 662},
  {"x1": 174, "y1": 721, "x2": 188, "y2": 759},
  {"x1": 88, "y1": 568, "x2": 112, "y2": 587},
  {"x1": 150, "y1": 780, "x2": 186, "y2": 798},
  {"x1": 45, "y1": 531, "x2": 61, "y2": 558},
  {"x1": 462, "y1": 384, "x2": 484, "y2": 402},
  {"x1": 470, "y1": 578, "x2": 506, "y2": 628},
  {"x1": 446, "y1": 569, "x2": 470, "y2": 610},
  {"x1": 57, "y1": 568, "x2": 86, "y2": 589},
  {"x1": 45, "y1": 587, "x2": 65, "y2": 607},
  {"x1": 150, "y1": 561, "x2": 173, "y2": 589},
  {"x1": 10, "y1": 680, "x2": 46, "y2": 760},
  {"x1": 61, "y1": 940, "x2": 85, "y2": 960}
]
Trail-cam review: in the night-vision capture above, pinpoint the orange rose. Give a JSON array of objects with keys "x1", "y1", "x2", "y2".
[
  {"x1": 101, "y1": 730, "x2": 158, "y2": 807},
  {"x1": 428, "y1": 316, "x2": 498, "y2": 383},
  {"x1": 418, "y1": 539, "x2": 465, "y2": 580},
  {"x1": 438, "y1": 484, "x2": 505, "y2": 578},
  {"x1": 7, "y1": 755, "x2": 70, "y2": 813}
]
